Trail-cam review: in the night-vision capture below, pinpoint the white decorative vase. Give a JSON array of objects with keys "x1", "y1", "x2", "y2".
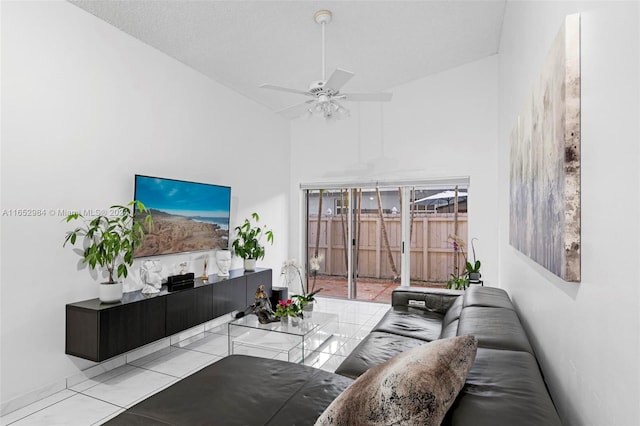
[
  {"x1": 244, "y1": 258, "x2": 257, "y2": 272},
  {"x1": 99, "y1": 282, "x2": 123, "y2": 303},
  {"x1": 280, "y1": 316, "x2": 289, "y2": 325}
]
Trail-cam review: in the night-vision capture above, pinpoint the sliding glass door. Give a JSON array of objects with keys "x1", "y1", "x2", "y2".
[{"x1": 304, "y1": 180, "x2": 468, "y2": 303}]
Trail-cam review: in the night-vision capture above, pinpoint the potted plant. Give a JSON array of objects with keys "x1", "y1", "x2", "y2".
[
  {"x1": 446, "y1": 234, "x2": 469, "y2": 290},
  {"x1": 274, "y1": 298, "x2": 301, "y2": 326},
  {"x1": 292, "y1": 288, "x2": 323, "y2": 319},
  {"x1": 232, "y1": 212, "x2": 274, "y2": 271},
  {"x1": 465, "y1": 237, "x2": 482, "y2": 284},
  {"x1": 63, "y1": 200, "x2": 153, "y2": 303}
]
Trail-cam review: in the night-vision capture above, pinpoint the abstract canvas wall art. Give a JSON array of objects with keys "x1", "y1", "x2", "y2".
[{"x1": 509, "y1": 14, "x2": 581, "y2": 282}]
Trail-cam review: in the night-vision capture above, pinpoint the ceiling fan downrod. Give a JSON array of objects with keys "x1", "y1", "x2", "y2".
[{"x1": 314, "y1": 10, "x2": 332, "y2": 83}]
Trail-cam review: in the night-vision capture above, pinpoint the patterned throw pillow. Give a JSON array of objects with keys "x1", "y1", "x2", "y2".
[{"x1": 315, "y1": 335, "x2": 478, "y2": 426}]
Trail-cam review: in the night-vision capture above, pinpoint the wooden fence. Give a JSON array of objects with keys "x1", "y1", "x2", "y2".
[{"x1": 308, "y1": 213, "x2": 468, "y2": 283}]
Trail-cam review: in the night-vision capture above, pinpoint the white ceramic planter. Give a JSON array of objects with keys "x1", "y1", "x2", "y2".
[
  {"x1": 99, "y1": 282, "x2": 123, "y2": 303},
  {"x1": 244, "y1": 258, "x2": 257, "y2": 272}
]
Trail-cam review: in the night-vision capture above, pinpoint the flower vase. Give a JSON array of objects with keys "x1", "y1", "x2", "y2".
[
  {"x1": 291, "y1": 317, "x2": 300, "y2": 327},
  {"x1": 280, "y1": 316, "x2": 289, "y2": 326}
]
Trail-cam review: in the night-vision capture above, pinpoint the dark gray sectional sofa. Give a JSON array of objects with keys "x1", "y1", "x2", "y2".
[
  {"x1": 336, "y1": 285, "x2": 562, "y2": 426},
  {"x1": 106, "y1": 285, "x2": 561, "y2": 425}
]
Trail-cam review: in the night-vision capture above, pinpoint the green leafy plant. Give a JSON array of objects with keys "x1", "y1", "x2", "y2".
[
  {"x1": 466, "y1": 260, "x2": 481, "y2": 274},
  {"x1": 465, "y1": 237, "x2": 481, "y2": 281},
  {"x1": 63, "y1": 201, "x2": 153, "y2": 283},
  {"x1": 446, "y1": 234, "x2": 468, "y2": 290},
  {"x1": 292, "y1": 288, "x2": 323, "y2": 310},
  {"x1": 232, "y1": 212, "x2": 274, "y2": 260},
  {"x1": 447, "y1": 273, "x2": 469, "y2": 290}
]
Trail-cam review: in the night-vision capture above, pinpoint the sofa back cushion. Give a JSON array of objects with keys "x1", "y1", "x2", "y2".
[
  {"x1": 457, "y1": 307, "x2": 533, "y2": 354},
  {"x1": 463, "y1": 286, "x2": 514, "y2": 310}
]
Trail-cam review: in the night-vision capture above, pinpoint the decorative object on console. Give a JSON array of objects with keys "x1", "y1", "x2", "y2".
[
  {"x1": 315, "y1": 335, "x2": 478, "y2": 426},
  {"x1": 250, "y1": 284, "x2": 279, "y2": 324},
  {"x1": 167, "y1": 273, "x2": 195, "y2": 292},
  {"x1": 509, "y1": 14, "x2": 581, "y2": 282},
  {"x1": 202, "y1": 257, "x2": 209, "y2": 283},
  {"x1": 140, "y1": 260, "x2": 163, "y2": 294},
  {"x1": 215, "y1": 249, "x2": 232, "y2": 277},
  {"x1": 63, "y1": 200, "x2": 153, "y2": 303},
  {"x1": 232, "y1": 212, "x2": 274, "y2": 271}
]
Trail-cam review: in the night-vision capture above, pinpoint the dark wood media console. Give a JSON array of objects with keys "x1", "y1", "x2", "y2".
[{"x1": 66, "y1": 268, "x2": 272, "y2": 362}]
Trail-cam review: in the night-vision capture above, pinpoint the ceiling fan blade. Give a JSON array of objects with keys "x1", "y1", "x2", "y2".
[
  {"x1": 277, "y1": 100, "x2": 315, "y2": 119},
  {"x1": 324, "y1": 69, "x2": 355, "y2": 92},
  {"x1": 341, "y1": 92, "x2": 393, "y2": 102},
  {"x1": 260, "y1": 84, "x2": 312, "y2": 97}
]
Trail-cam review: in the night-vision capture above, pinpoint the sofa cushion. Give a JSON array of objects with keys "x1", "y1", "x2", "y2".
[
  {"x1": 444, "y1": 348, "x2": 562, "y2": 426},
  {"x1": 104, "y1": 355, "x2": 352, "y2": 426},
  {"x1": 316, "y1": 335, "x2": 478, "y2": 426},
  {"x1": 463, "y1": 286, "x2": 514, "y2": 310},
  {"x1": 334, "y1": 331, "x2": 427, "y2": 379},
  {"x1": 458, "y1": 306, "x2": 533, "y2": 354},
  {"x1": 373, "y1": 306, "x2": 444, "y2": 341}
]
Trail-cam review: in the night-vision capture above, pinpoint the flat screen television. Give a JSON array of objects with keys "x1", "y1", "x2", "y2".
[{"x1": 133, "y1": 174, "x2": 231, "y2": 258}]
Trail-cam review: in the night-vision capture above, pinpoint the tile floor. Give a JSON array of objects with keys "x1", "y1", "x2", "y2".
[{"x1": 1, "y1": 297, "x2": 389, "y2": 426}]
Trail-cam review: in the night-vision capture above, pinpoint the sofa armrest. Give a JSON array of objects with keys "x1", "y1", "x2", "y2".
[{"x1": 392, "y1": 286, "x2": 464, "y2": 314}]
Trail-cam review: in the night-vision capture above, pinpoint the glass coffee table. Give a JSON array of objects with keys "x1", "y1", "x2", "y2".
[{"x1": 228, "y1": 312, "x2": 338, "y2": 363}]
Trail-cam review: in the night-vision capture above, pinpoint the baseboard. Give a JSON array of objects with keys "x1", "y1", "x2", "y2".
[{"x1": 0, "y1": 379, "x2": 66, "y2": 417}]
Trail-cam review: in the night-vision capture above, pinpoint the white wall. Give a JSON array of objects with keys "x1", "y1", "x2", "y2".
[
  {"x1": 498, "y1": 2, "x2": 640, "y2": 425},
  {"x1": 0, "y1": 1, "x2": 289, "y2": 406},
  {"x1": 289, "y1": 56, "x2": 499, "y2": 286}
]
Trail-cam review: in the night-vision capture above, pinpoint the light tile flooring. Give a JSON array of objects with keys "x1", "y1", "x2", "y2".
[{"x1": 1, "y1": 297, "x2": 389, "y2": 426}]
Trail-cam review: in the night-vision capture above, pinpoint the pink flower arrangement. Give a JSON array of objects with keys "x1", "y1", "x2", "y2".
[{"x1": 275, "y1": 299, "x2": 301, "y2": 318}]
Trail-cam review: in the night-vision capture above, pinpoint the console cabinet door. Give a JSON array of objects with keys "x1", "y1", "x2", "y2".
[
  {"x1": 246, "y1": 269, "x2": 273, "y2": 306},
  {"x1": 98, "y1": 297, "x2": 166, "y2": 361},
  {"x1": 166, "y1": 285, "x2": 213, "y2": 335},
  {"x1": 212, "y1": 276, "x2": 246, "y2": 317}
]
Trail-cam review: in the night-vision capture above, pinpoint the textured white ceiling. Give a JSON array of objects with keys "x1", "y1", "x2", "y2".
[{"x1": 70, "y1": 1, "x2": 506, "y2": 113}]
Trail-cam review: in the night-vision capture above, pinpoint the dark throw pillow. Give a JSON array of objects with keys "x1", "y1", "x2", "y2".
[{"x1": 315, "y1": 335, "x2": 478, "y2": 426}]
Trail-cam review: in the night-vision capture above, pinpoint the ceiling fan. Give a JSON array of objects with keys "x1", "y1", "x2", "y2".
[{"x1": 260, "y1": 10, "x2": 393, "y2": 120}]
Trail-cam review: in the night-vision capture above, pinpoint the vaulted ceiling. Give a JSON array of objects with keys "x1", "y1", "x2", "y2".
[{"x1": 71, "y1": 1, "x2": 506, "y2": 113}]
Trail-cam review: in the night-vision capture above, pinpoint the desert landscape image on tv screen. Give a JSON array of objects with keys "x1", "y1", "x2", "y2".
[{"x1": 134, "y1": 175, "x2": 231, "y2": 257}]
